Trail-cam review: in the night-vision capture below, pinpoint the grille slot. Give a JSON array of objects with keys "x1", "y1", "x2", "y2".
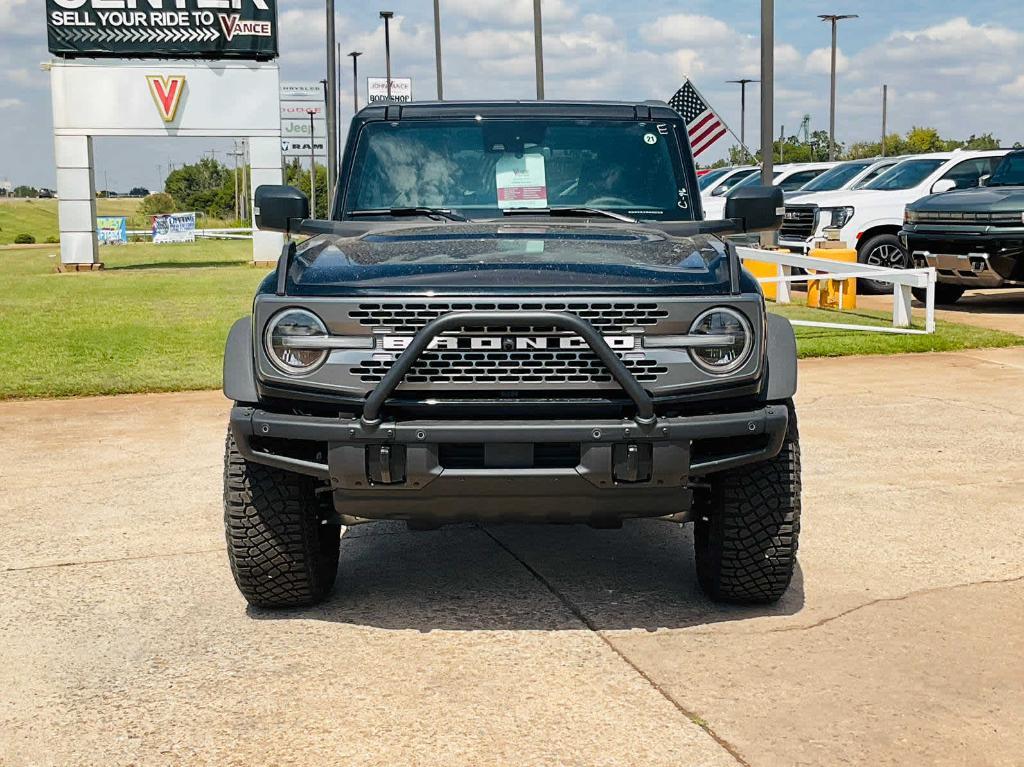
[
  {"x1": 352, "y1": 351, "x2": 668, "y2": 386},
  {"x1": 439, "y1": 443, "x2": 580, "y2": 469},
  {"x1": 780, "y1": 205, "x2": 818, "y2": 240},
  {"x1": 349, "y1": 302, "x2": 669, "y2": 333}
]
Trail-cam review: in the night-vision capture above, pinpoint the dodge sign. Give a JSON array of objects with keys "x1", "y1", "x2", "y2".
[{"x1": 46, "y1": 0, "x2": 278, "y2": 60}]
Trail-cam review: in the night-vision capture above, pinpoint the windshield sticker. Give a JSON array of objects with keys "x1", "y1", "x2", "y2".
[
  {"x1": 496, "y1": 153, "x2": 548, "y2": 209},
  {"x1": 657, "y1": 123, "x2": 670, "y2": 135},
  {"x1": 643, "y1": 133, "x2": 658, "y2": 145}
]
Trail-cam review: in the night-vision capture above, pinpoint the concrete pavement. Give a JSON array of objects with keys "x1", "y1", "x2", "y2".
[{"x1": 2, "y1": 348, "x2": 1023, "y2": 766}]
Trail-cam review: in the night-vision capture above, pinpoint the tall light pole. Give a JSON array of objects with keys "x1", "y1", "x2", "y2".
[
  {"x1": 760, "y1": 0, "x2": 775, "y2": 248},
  {"x1": 881, "y1": 84, "x2": 888, "y2": 157},
  {"x1": 307, "y1": 108, "x2": 318, "y2": 218},
  {"x1": 726, "y1": 78, "x2": 758, "y2": 161},
  {"x1": 433, "y1": 0, "x2": 444, "y2": 100},
  {"x1": 325, "y1": 0, "x2": 337, "y2": 196},
  {"x1": 819, "y1": 13, "x2": 858, "y2": 161},
  {"x1": 533, "y1": 0, "x2": 545, "y2": 100},
  {"x1": 349, "y1": 51, "x2": 362, "y2": 113},
  {"x1": 379, "y1": 10, "x2": 394, "y2": 100}
]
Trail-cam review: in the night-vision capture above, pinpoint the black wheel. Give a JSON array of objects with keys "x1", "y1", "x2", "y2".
[
  {"x1": 694, "y1": 402, "x2": 801, "y2": 604},
  {"x1": 857, "y1": 233, "x2": 909, "y2": 294},
  {"x1": 223, "y1": 429, "x2": 340, "y2": 608},
  {"x1": 911, "y1": 283, "x2": 965, "y2": 305}
]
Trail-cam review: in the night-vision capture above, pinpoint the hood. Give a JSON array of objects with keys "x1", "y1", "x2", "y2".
[
  {"x1": 786, "y1": 189, "x2": 878, "y2": 207},
  {"x1": 275, "y1": 222, "x2": 736, "y2": 296},
  {"x1": 908, "y1": 186, "x2": 1024, "y2": 212}
]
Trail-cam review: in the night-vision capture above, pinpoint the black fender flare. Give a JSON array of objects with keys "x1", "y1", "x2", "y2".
[
  {"x1": 764, "y1": 313, "x2": 798, "y2": 401},
  {"x1": 223, "y1": 317, "x2": 259, "y2": 404}
]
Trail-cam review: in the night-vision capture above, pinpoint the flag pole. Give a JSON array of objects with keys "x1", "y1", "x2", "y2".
[{"x1": 683, "y1": 75, "x2": 757, "y2": 161}]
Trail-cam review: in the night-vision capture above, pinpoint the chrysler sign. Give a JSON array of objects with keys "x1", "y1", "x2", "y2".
[{"x1": 46, "y1": 0, "x2": 278, "y2": 60}]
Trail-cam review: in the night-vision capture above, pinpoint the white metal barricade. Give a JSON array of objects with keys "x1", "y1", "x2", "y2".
[{"x1": 736, "y1": 246, "x2": 937, "y2": 335}]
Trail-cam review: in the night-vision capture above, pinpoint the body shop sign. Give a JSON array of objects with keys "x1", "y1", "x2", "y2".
[{"x1": 47, "y1": 0, "x2": 278, "y2": 60}]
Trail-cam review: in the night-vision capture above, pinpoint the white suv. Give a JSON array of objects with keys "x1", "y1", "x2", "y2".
[
  {"x1": 779, "y1": 150, "x2": 1008, "y2": 291},
  {"x1": 703, "y1": 162, "x2": 836, "y2": 219}
]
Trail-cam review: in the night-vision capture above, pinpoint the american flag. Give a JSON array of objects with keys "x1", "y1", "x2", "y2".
[{"x1": 669, "y1": 79, "x2": 729, "y2": 158}]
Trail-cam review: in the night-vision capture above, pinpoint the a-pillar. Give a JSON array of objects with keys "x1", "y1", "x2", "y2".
[
  {"x1": 248, "y1": 136, "x2": 285, "y2": 265},
  {"x1": 55, "y1": 135, "x2": 98, "y2": 265}
]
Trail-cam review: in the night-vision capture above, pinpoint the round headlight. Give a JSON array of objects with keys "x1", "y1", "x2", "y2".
[
  {"x1": 688, "y1": 308, "x2": 752, "y2": 375},
  {"x1": 265, "y1": 309, "x2": 330, "y2": 375}
]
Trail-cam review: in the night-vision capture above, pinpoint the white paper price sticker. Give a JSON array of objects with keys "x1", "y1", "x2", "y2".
[{"x1": 496, "y1": 154, "x2": 548, "y2": 209}]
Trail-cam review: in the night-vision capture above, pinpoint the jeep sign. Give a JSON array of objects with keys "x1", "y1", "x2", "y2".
[{"x1": 46, "y1": 0, "x2": 278, "y2": 60}]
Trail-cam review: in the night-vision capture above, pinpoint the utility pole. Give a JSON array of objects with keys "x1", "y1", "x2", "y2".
[
  {"x1": 240, "y1": 139, "x2": 248, "y2": 221},
  {"x1": 379, "y1": 11, "x2": 394, "y2": 100},
  {"x1": 819, "y1": 13, "x2": 858, "y2": 161},
  {"x1": 760, "y1": 0, "x2": 775, "y2": 248},
  {"x1": 307, "y1": 109, "x2": 318, "y2": 217},
  {"x1": 349, "y1": 51, "x2": 362, "y2": 112},
  {"x1": 325, "y1": 0, "x2": 338, "y2": 195},
  {"x1": 726, "y1": 78, "x2": 758, "y2": 162},
  {"x1": 433, "y1": 0, "x2": 444, "y2": 100},
  {"x1": 533, "y1": 0, "x2": 545, "y2": 100},
  {"x1": 229, "y1": 141, "x2": 241, "y2": 222},
  {"x1": 779, "y1": 124, "x2": 785, "y2": 164},
  {"x1": 881, "y1": 84, "x2": 888, "y2": 157}
]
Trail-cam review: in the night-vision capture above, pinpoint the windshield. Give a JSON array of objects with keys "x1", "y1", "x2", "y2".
[
  {"x1": 698, "y1": 168, "x2": 730, "y2": 190},
  {"x1": 798, "y1": 161, "x2": 872, "y2": 192},
  {"x1": 988, "y1": 153, "x2": 1024, "y2": 187},
  {"x1": 342, "y1": 119, "x2": 696, "y2": 221},
  {"x1": 863, "y1": 158, "x2": 945, "y2": 190},
  {"x1": 728, "y1": 170, "x2": 780, "y2": 194},
  {"x1": 710, "y1": 168, "x2": 757, "y2": 196}
]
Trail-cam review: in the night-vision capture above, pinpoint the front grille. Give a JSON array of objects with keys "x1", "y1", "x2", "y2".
[
  {"x1": 780, "y1": 205, "x2": 818, "y2": 240},
  {"x1": 352, "y1": 350, "x2": 669, "y2": 386},
  {"x1": 349, "y1": 301, "x2": 669, "y2": 333},
  {"x1": 439, "y1": 443, "x2": 580, "y2": 469},
  {"x1": 912, "y1": 210, "x2": 1024, "y2": 226}
]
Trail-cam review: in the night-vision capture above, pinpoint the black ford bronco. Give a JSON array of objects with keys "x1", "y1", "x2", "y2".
[{"x1": 223, "y1": 100, "x2": 800, "y2": 608}]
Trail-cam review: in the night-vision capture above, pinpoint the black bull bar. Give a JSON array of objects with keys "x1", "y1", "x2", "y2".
[{"x1": 359, "y1": 311, "x2": 657, "y2": 427}]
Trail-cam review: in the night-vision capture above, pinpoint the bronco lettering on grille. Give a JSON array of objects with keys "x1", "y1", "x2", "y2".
[{"x1": 381, "y1": 335, "x2": 638, "y2": 352}]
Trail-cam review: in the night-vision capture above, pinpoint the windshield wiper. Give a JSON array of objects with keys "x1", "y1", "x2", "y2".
[
  {"x1": 502, "y1": 206, "x2": 638, "y2": 223},
  {"x1": 349, "y1": 207, "x2": 468, "y2": 222}
]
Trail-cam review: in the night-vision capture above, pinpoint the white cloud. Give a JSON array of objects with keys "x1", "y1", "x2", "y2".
[
  {"x1": 443, "y1": 0, "x2": 575, "y2": 26},
  {"x1": 640, "y1": 14, "x2": 732, "y2": 47},
  {"x1": 0, "y1": 98, "x2": 24, "y2": 110},
  {"x1": 805, "y1": 46, "x2": 849, "y2": 75}
]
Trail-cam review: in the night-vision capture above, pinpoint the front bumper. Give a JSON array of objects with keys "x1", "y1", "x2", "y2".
[
  {"x1": 229, "y1": 404, "x2": 789, "y2": 522},
  {"x1": 902, "y1": 229, "x2": 1024, "y2": 288}
]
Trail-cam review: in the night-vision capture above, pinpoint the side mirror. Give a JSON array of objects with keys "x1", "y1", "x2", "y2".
[
  {"x1": 724, "y1": 185, "x2": 785, "y2": 232},
  {"x1": 978, "y1": 174, "x2": 991, "y2": 187},
  {"x1": 930, "y1": 179, "x2": 957, "y2": 194},
  {"x1": 254, "y1": 185, "x2": 310, "y2": 233}
]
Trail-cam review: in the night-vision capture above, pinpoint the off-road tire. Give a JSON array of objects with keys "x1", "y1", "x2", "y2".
[
  {"x1": 224, "y1": 430, "x2": 340, "y2": 608},
  {"x1": 857, "y1": 233, "x2": 909, "y2": 294},
  {"x1": 694, "y1": 401, "x2": 801, "y2": 604},
  {"x1": 912, "y1": 283, "x2": 965, "y2": 305}
]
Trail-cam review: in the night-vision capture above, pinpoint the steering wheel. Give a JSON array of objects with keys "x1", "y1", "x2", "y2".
[{"x1": 585, "y1": 196, "x2": 636, "y2": 208}]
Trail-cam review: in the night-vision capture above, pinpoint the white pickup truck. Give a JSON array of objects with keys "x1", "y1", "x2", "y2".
[
  {"x1": 703, "y1": 162, "x2": 835, "y2": 220},
  {"x1": 778, "y1": 150, "x2": 1008, "y2": 292}
]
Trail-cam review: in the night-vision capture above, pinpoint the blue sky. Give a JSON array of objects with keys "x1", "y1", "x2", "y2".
[{"x1": 3, "y1": 0, "x2": 1024, "y2": 188}]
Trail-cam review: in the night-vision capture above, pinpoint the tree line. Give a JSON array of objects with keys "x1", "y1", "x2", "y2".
[{"x1": 706, "y1": 126, "x2": 1020, "y2": 168}]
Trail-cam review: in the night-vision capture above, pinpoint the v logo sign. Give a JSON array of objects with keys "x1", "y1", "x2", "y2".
[{"x1": 146, "y1": 75, "x2": 186, "y2": 123}]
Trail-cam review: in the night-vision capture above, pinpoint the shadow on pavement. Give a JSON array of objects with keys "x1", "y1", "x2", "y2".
[
  {"x1": 107, "y1": 260, "x2": 247, "y2": 271},
  {"x1": 248, "y1": 519, "x2": 804, "y2": 632}
]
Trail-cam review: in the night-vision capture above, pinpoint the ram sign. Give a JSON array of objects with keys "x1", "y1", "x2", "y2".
[{"x1": 46, "y1": 0, "x2": 279, "y2": 60}]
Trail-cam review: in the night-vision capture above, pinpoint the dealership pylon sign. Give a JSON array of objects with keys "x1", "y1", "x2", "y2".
[{"x1": 46, "y1": 0, "x2": 278, "y2": 60}]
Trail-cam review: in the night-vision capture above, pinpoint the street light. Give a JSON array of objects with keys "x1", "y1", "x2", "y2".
[
  {"x1": 818, "y1": 13, "x2": 858, "y2": 161},
  {"x1": 433, "y1": 0, "x2": 444, "y2": 100},
  {"x1": 379, "y1": 10, "x2": 394, "y2": 100},
  {"x1": 349, "y1": 51, "x2": 362, "y2": 113},
  {"x1": 760, "y1": 0, "x2": 775, "y2": 248},
  {"x1": 726, "y1": 78, "x2": 758, "y2": 161},
  {"x1": 325, "y1": 0, "x2": 337, "y2": 195},
  {"x1": 307, "y1": 108, "x2": 318, "y2": 217},
  {"x1": 533, "y1": 0, "x2": 544, "y2": 100}
]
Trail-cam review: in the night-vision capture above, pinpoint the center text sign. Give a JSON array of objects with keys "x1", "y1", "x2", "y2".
[{"x1": 46, "y1": 0, "x2": 279, "y2": 60}]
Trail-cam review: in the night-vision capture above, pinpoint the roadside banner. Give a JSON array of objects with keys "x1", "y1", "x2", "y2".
[
  {"x1": 151, "y1": 212, "x2": 196, "y2": 244},
  {"x1": 96, "y1": 216, "x2": 128, "y2": 245},
  {"x1": 367, "y1": 77, "x2": 413, "y2": 104}
]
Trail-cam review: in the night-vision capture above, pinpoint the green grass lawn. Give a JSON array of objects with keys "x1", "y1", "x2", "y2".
[
  {"x1": 0, "y1": 198, "x2": 240, "y2": 245},
  {"x1": 0, "y1": 240, "x2": 1020, "y2": 400},
  {"x1": 0, "y1": 240, "x2": 268, "y2": 398},
  {"x1": 770, "y1": 302, "x2": 1023, "y2": 357}
]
